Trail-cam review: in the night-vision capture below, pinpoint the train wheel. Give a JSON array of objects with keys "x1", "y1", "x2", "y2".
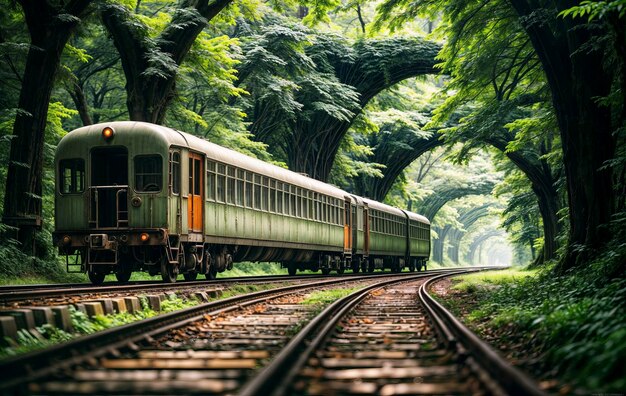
[
  {"x1": 287, "y1": 263, "x2": 297, "y2": 276},
  {"x1": 352, "y1": 261, "x2": 360, "y2": 273},
  {"x1": 361, "y1": 259, "x2": 368, "y2": 273},
  {"x1": 88, "y1": 271, "x2": 106, "y2": 285},
  {"x1": 160, "y1": 257, "x2": 178, "y2": 283},
  {"x1": 321, "y1": 268, "x2": 331, "y2": 275},
  {"x1": 205, "y1": 266, "x2": 217, "y2": 280},
  {"x1": 184, "y1": 271, "x2": 198, "y2": 281},
  {"x1": 115, "y1": 268, "x2": 132, "y2": 283},
  {"x1": 368, "y1": 259, "x2": 375, "y2": 273}
]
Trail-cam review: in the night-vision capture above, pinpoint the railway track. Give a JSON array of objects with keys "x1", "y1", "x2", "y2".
[
  {"x1": 0, "y1": 271, "x2": 443, "y2": 394},
  {"x1": 242, "y1": 269, "x2": 546, "y2": 396},
  {"x1": 0, "y1": 267, "x2": 531, "y2": 395}
]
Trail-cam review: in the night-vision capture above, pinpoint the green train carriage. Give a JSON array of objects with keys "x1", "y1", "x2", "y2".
[{"x1": 53, "y1": 121, "x2": 430, "y2": 284}]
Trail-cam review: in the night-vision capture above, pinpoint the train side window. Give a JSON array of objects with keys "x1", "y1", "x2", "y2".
[
  {"x1": 135, "y1": 155, "x2": 162, "y2": 192},
  {"x1": 60, "y1": 158, "x2": 85, "y2": 194},
  {"x1": 289, "y1": 187, "x2": 296, "y2": 216},
  {"x1": 286, "y1": 186, "x2": 292, "y2": 216},
  {"x1": 245, "y1": 172, "x2": 253, "y2": 207},
  {"x1": 254, "y1": 175, "x2": 261, "y2": 209},
  {"x1": 226, "y1": 167, "x2": 235, "y2": 205},
  {"x1": 207, "y1": 161, "x2": 216, "y2": 201},
  {"x1": 270, "y1": 180, "x2": 276, "y2": 213},
  {"x1": 216, "y1": 164, "x2": 226, "y2": 202},
  {"x1": 236, "y1": 170, "x2": 244, "y2": 206},
  {"x1": 261, "y1": 177, "x2": 269, "y2": 211},
  {"x1": 276, "y1": 182, "x2": 283, "y2": 214}
]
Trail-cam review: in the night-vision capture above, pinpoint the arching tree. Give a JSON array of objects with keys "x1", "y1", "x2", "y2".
[
  {"x1": 446, "y1": 204, "x2": 492, "y2": 264},
  {"x1": 241, "y1": 31, "x2": 442, "y2": 181},
  {"x1": 466, "y1": 229, "x2": 506, "y2": 264}
]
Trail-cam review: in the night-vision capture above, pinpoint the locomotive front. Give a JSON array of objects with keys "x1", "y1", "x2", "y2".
[{"x1": 53, "y1": 122, "x2": 180, "y2": 284}]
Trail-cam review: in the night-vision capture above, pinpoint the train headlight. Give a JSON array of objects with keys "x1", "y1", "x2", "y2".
[
  {"x1": 140, "y1": 233, "x2": 150, "y2": 243},
  {"x1": 102, "y1": 126, "x2": 115, "y2": 141},
  {"x1": 62, "y1": 235, "x2": 71, "y2": 246}
]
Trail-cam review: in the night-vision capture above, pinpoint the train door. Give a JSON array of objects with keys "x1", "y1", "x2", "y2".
[
  {"x1": 90, "y1": 147, "x2": 128, "y2": 229},
  {"x1": 187, "y1": 153, "x2": 203, "y2": 233},
  {"x1": 343, "y1": 197, "x2": 352, "y2": 254},
  {"x1": 363, "y1": 204, "x2": 370, "y2": 256}
]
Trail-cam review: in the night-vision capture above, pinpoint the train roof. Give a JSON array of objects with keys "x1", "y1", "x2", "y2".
[
  {"x1": 362, "y1": 198, "x2": 430, "y2": 225},
  {"x1": 70, "y1": 122, "x2": 348, "y2": 199},
  {"x1": 64, "y1": 121, "x2": 431, "y2": 224}
]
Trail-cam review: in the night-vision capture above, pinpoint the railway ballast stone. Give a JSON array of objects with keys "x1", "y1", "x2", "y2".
[
  {"x1": 51, "y1": 306, "x2": 73, "y2": 331},
  {"x1": 0, "y1": 309, "x2": 36, "y2": 330},
  {"x1": 124, "y1": 297, "x2": 141, "y2": 313},
  {"x1": 28, "y1": 307, "x2": 56, "y2": 327},
  {"x1": 166, "y1": 292, "x2": 177, "y2": 301},
  {"x1": 0, "y1": 316, "x2": 17, "y2": 343}
]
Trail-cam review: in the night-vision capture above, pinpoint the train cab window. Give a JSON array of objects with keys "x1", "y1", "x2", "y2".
[
  {"x1": 135, "y1": 155, "x2": 162, "y2": 192},
  {"x1": 170, "y1": 152, "x2": 181, "y2": 195},
  {"x1": 216, "y1": 164, "x2": 226, "y2": 202},
  {"x1": 60, "y1": 158, "x2": 85, "y2": 194}
]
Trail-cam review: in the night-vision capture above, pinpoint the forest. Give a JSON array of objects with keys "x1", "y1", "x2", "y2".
[{"x1": 0, "y1": 0, "x2": 625, "y2": 391}]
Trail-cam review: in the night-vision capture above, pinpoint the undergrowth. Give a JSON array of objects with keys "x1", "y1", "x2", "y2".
[{"x1": 449, "y1": 264, "x2": 626, "y2": 392}]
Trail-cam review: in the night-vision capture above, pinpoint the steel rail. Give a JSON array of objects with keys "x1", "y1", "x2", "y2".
[
  {"x1": 418, "y1": 271, "x2": 547, "y2": 396},
  {"x1": 0, "y1": 271, "x2": 452, "y2": 393},
  {"x1": 0, "y1": 267, "x2": 472, "y2": 304},
  {"x1": 238, "y1": 269, "x2": 473, "y2": 396}
]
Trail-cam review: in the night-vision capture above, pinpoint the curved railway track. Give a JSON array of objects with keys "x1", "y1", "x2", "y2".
[{"x1": 242, "y1": 268, "x2": 546, "y2": 396}]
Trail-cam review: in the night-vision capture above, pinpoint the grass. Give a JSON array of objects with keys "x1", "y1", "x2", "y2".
[
  {"x1": 439, "y1": 265, "x2": 626, "y2": 393},
  {"x1": 300, "y1": 286, "x2": 363, "y2": 305},
  {"x1": 451, "y1": 269, "x2": 536, "y2": 292}
]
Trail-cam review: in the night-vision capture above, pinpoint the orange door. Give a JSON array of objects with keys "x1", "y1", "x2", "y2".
[
  {"x1": 343, "y1": 199, "x2": 352, "y2": 253},
  {"x1": 188, "y1": 153, "x2": 203, "y2": 232}
]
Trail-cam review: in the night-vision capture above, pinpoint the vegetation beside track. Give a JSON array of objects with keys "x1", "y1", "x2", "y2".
[
  {"x1": 435, "y1": 267, "x2": 626, "y2": 393},
  {"x1": 0, "y1": 282, "x2": 281, "y2": 359}
]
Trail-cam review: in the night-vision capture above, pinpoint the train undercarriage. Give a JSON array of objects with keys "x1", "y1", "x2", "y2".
[{"x1": 55, "y1": 230, "x2": 428, "y2": 285}]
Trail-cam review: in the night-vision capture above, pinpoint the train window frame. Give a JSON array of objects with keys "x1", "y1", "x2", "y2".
[
  {"x1": 276, "y1": 182, "x2": 284, "y2": 214},
  {"x1": 206, "y1": 161, "x2": 216, "y2": 201},
  {"x1": 59, "y1": 158, "x2": 85, "y2": 195},
  {"x1": 216, "y1": 163, "x2": 226, "y2": 203},
  {"x1": 236, "y1": 169, "x2": 244, "y2": 206},
  {"x1": 243, "y1": 171, "x2": 254, "y2": 209},
  {"x1": 253, "y1": 175, "x2": 262, "y2": 210},
  {"x1": 134, "y1": 154, "x2": 163, "y2": 193},
  {"x1": 169, "y1": 152, "x2": 181, "y2": 195},
  {"x1": 261, "y1": 177, "x2": 269, "y2": 212},
  {"x1": 270, "y1": 180, "x2": 276, "y2": 213}
]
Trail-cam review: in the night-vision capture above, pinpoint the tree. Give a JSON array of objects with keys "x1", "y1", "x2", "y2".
[
  {"x1": 238, "y1": 25, "x2": 442, "y2": 181},
  {"x1": 99, "y1": 0, "x2": 239, "y2": 123},
  {"x1": 2, "y1": 0, "x2": 92, "y2": 254}
]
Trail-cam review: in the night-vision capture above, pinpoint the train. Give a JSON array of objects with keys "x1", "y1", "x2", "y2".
[{"x1": 52, "y1": 122, "x2": 430, "y2": 284}]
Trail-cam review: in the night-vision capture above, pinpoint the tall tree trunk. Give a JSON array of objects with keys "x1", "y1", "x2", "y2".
[
  {"x1": 3, "y1": 1, "x2": 90, "y2": 255},
  {"x1": 509, "y1": 0, "x2": 616, "y2": 273},
  {"x1": 69, "y1": 82, "x2": 93, "y2": 126}
]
